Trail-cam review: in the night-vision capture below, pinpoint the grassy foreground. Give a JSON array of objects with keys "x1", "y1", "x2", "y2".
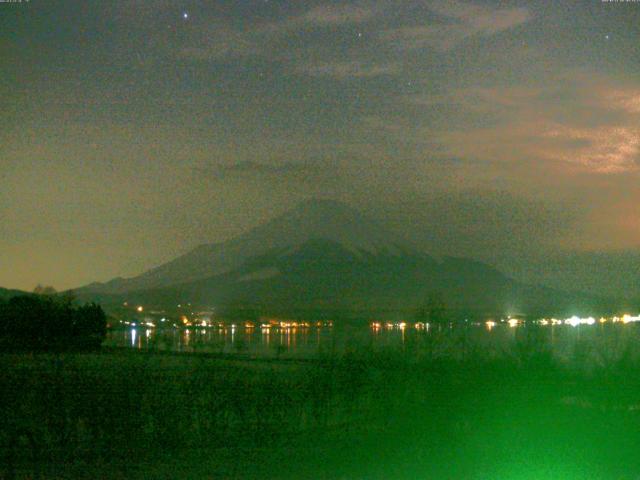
[{"x1": 2, "y1": 340, "x2": 640, "y2": 479}]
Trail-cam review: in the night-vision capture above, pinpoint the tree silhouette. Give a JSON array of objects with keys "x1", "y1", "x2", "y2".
[
  {"x1": 33, "y1": 284, "x2": 57, "y2": 296},
  {"x1": 0, "y1": 294, "x2": 107, "y2": 351},
  {"x1": 415, "y1": 292, "x2": 449, "y2": 324}
]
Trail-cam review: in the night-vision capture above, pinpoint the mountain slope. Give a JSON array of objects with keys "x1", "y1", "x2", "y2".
[
  {"x1": 0, "y1": 287, "x2": 28, "y2": 301},
  {"x1": 88, "y1": 238, "x2": 617, "y2": 320},
  {"x1": 79, "y1": 199, "x2": 417, "y2": 294},
  {"x1": 76, "y1": 199, "x2": 621, "y2": 319}
]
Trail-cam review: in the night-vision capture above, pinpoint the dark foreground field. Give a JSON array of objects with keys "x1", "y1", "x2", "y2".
[{"x1": 3, "y1": 337, "x2": 640, "y2": 479}]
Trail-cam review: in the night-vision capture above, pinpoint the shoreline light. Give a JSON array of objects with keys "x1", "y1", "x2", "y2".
[
  {"x1": 564, "y1": 316, "x2": 596, "y2": 327},
  {"x1": 622, "y1": 314, "x2": 640, "y2": 324}
]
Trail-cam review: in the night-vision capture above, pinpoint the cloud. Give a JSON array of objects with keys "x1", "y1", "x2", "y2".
[
  {"x1": 176, "y1": 2, "x2": 381, "y2": 62},
  {"x1": 566, "y1": 71, "x2": 640, "y2": 115},
  {"x1": 105, "y1": 0, "x2": 174, "y2": 22},
  {"x1": 408, "y1": 85, "x2": 546, "y2": 113},
  {"x1": 378, "y1": 189, "x2": 577, "y2": 260},
  {"x1": 428, "y1": 0, "x2": 530, "y2": 34},
  {"x1": 173, "y1": 0, "x2": 531, "y2": 82},
  {"x1": 297, "y1": 61, "x2": 400, "y2": 78},
  {"x1": 177, "y1": 24, "x2": 261, "y2": 60},
  {"x1": 439, "y1": 119, "x2": 640, "y2": 175},
  {"x1": 298, "y1": 3, "x2": 379, "y2": 26},
  {"x1": 413, "y1": 72, "x2": 640, "y2": 174},
  {"x1": 200, "y1": 161, "x2": 320, "y2": 180},
  {"x1": 542, "y1": 125, "x2": 640, "y2": 173},
  {"x1": 608, "y1": 91, "x2": 640, "y2": 114},
  {"x1": 608, "y1": 90, "x2": 640, "y2": 113},
  {"x1": 382, "y1": 1, "x2": 531, "y2": 51}
]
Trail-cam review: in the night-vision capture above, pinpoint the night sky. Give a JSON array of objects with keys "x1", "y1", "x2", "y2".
[{"x1": 1, "y1": 0, "x2": 639, "y2": 294}]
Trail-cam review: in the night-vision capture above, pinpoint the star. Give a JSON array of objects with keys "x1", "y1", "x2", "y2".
[
  {"x1": 605, "y1": 34, "x2": 610, "y2": 40},
  {"x1": 182, "y1": 12, "x2": 189, "y2": 20}
]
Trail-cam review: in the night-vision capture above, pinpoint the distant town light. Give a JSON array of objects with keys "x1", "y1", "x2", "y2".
[
  {"x1": 622, "y1": 314, "x2": 640, "y2": 324},
  {"x1": 564, "y1": 316, "x2": 595, "y2": 327}
]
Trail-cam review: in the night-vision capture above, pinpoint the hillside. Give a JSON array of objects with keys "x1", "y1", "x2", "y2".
[
  {"x1": 0, "y1": 287, "x2": 28, "y2": 301},
  {"x1": 77, "y1": 199, "x2": 417, "y2": 295},
  {"x1": 79, "y1": 237, "x2": 618, "y2": 320}
]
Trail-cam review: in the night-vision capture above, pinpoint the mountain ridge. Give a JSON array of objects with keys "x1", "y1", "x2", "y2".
[
  {"x1": 74, "y1": 199, "x2": 623, "y2": 319},
  {"x1": 0, "y1": 287, "x2": 29, "y2": 300},
  {"x1": 78, "y1": 199, "x2": 419, "y2": 294}
]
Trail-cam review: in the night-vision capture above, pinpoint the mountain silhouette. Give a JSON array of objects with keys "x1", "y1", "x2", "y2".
[
  {"x1": 0, "y1": 287, "x2": 28, "y2": 301},
  {"x1": 76, "y1": 200, "x2": 616, "y2": 320},
  {"x1": 80, "y1": 199, "x2": 417, "y2": 294}
]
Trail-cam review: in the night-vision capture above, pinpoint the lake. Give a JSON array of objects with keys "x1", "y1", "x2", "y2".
[{"x1": 104, "y1": 321, "x2": 640, "y2": 365}]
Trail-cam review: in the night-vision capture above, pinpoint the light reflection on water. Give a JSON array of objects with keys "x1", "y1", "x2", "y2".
[{"x1": 104, "y1": 323, "x2": 640, "y2": 364}]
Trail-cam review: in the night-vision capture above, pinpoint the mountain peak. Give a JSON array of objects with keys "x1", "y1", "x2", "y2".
[
  {"x1": 246, "y1": 198, "x2": 406, "y2": 255},
  {"x1": 79, "y1": 199, "x2": 415, "y2": 293},
  {"x1": 291, "y1": 198, "x2": 361, "y2": 216},
  {"x1": 265, "y1": 199, "x2": 368, "y2": 231}
]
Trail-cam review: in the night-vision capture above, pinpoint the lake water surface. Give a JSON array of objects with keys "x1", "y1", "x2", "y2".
[{"x1": 105, "y1": 322, "x2": 640, "y2": 365}]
